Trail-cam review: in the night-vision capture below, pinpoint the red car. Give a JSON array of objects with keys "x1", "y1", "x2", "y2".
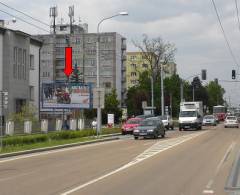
[{"x1": 121, "y1": 118, "x2": 143, "y2": 135}]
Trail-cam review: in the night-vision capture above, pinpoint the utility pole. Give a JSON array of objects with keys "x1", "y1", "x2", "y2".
[
  {"x1": 150, "y1": 76, "x2": 154, "y2": 114},
  {"x1": 193, "y1": 85, "x2": 195, "y2": 101},
  {"x1": 180, "y1": 80, "x2": 183, "y2": 102},
  {"x1": 161, "y1": 63, "x2": 164, "y2": 116}
]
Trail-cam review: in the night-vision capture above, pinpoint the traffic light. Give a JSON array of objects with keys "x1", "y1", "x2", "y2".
[
  {"x1": 201, "y1": 69, "x2": 207, "y2": 80},
  {"x1": 214, "y1": 78, "x2": 218, "y2": 84},
  {"x1": 232, "y1": 70, "x2": 236, "y2": 79}
]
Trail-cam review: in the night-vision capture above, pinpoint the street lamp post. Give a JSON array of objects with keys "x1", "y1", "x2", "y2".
[
  {"x1": 96, "y1": 12, "x2": 128, "y2": 135},
  {"x1": 180, "y1": 74, "x2": 200, "y2": 102},
  {"x1": 161, "y1": 63, "x2": 164, "y2": 116}
]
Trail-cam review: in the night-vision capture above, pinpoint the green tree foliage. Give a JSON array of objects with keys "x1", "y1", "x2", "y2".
[
  {"x1": 8, "y1": 103, "x2": 38, "y2": 122},
  {"x1": 70, "y1": 64, "x2": 82, "y2": 83},
  {"x1": 191, "y1": 77, "x2": 208, "y2": 106},
  {"x1": 206, "y1": 81, "x2": 225, "y2": 112},
  {"x1": 102, "y1": 89, "x2": 122, "y2": 124}
]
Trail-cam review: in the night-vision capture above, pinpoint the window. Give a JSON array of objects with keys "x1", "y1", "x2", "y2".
[
  {"x1": 29, "y1": 86, "x2": 34, "y2": 101},
  {"x1": 60, "y1": 25, "x2": 67, "y2": 31},
  {"x1": 18, "y1": 48, "x2": 22, "y2": 80},
  {"x1": 13, "y1": 47, "x2": 17, "y2": 78},
  {"x1": 131, "y1": 64, "x2": 136, "y2": 69},
  {"x1": 131, "y1": 72, "x2": 137, "y2": 77},
  {"x1": 105, "y1": 82, "x2": 111, "y2": 88},
  {"x1": 142, "y1": 64, "x2": 148, "y2": 68},
  {"x1": 23, "y1": 50, "x2": 26, "y2": 80},
  {"x1": 130, "y1": 56, "x2": 136, "y2": 60}
]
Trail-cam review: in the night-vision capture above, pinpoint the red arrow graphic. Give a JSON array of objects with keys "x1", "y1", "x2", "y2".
[{"x1": 64, "y1": 47, "x2": 73, "y2": 77}]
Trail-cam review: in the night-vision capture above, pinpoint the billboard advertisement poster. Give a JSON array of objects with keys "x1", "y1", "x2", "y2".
[{"x1": 42, "y1": 82, "x2": 92, "y2": 109}]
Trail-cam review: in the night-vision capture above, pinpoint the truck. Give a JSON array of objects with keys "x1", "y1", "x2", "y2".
[{"x1": 178, "y1": 101, "x2": 203, "y2": 131}]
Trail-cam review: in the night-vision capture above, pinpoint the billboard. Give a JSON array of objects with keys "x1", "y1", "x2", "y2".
[{"x1": 42, "y1": 82, "x2": 92, "y2": 109}]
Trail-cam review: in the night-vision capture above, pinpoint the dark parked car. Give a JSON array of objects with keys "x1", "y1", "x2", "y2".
[
  {"x1": 135, "y1": 114, "x2": 155, "y2": 119},
  {"x1": 133, "y1": 117, "x2": 165, "y2": 139}
]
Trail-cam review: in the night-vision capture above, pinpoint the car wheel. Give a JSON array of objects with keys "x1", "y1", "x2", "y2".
[
  {"x1": 171, "y1": 125, "x2": 174, "y2": 130},
  {"x1": 179, "y1": 128, "x2": 182, "y2": 131},
  {"x1": 134, "y1": 136, "x2": 139, "y2": 140},
  {"x1": 122, "y1": 131, "x2": 126, "y2": 135}
]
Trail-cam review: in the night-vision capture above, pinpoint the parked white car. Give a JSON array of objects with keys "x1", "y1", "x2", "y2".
[
  {"x1": 160, "y1": 115, "x2": 174, "y2": 130},
  {"x1": 224, "y1": 116, "x2": 239, "y2": 128}
]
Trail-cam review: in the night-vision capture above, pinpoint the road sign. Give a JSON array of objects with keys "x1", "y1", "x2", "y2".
[{"x1": 93, "y1": 88, "x2": 105, "y2": 109}]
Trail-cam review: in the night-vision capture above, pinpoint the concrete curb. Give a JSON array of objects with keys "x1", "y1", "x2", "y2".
[{"x1": 0, "y1": 137, "x2": 120, "y2": 159}]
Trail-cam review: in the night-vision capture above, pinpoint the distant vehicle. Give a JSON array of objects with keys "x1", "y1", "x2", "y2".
[
  {"x1": 234, "y1": 112, "x2": 240, "y2": 123},
  {"x1": 133, "y1": 117, "x2": 165, "y2": 139},
  {"x1": 179, "y1": 101, "x2": 203, "y2": 131},
  {"x1": 121, "y1": 117, "x2": 143, "y2": 135},
  {"x1": 159, "y1": 115, "x2": 174, "y2": 130},
  {"x1": 213, "y1": 105, "x2": 226, "y2": 121},
  {"x1": 202, "y1": 115, "x2": 217, "y2": 126},
  {"x1": 135, "y1": 114, "x2": 155, "y2": 119},
  {"x1": 224, "y1": 116, "x2": 239, "y2": 128}
]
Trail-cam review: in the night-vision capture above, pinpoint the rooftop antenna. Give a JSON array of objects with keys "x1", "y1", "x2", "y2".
[
  {"x1": 68, "y1": 5, "x2": 74, "y2": 34},
  {"x1": 50, "y1": 6, "x2": 58, "y2": 34}
]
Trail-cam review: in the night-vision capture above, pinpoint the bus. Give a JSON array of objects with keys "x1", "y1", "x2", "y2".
[{"x1": 213, "y1": 105, "x2": 226, "y2": 121}]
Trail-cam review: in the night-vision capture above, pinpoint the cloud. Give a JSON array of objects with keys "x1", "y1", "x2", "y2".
[{"x1": 1, "y1": 0, "x2": 240, "y2": 105}]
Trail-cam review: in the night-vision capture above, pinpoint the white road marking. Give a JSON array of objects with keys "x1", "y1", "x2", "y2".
[
  {"x1": 203, "y1": 190, "x2": 214, "y2": 194},
  {"x1": 216, "y1": 142, "x2": 235, "y2": 174},
  {"x1": 0, "y1": 139, "x2": 123, "y2": 164},
  {"x1": 204, "y1": 142, "x2": 236, "y2": 190},
  {"x1": 61, "y1": 131, "x2": 208, "y2": 195}
]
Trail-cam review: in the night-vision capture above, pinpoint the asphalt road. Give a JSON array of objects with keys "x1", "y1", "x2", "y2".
[{"x1": 0, "y1": 125, "x2": 239, "y2": 195}]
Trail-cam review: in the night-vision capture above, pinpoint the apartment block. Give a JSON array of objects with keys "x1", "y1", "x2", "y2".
[
  {"x1": 126, "y1": 52, "x2": 177, "y2": 88},
  {"x1": 36, "y1": 24, "x2": 127, "y2": 107}
]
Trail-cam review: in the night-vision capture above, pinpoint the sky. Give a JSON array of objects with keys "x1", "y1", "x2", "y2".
[{"x1": 1, "y1": 0, "x2": 240, "y2": 106}]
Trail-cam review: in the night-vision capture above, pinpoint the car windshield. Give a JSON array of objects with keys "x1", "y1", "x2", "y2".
[
  {"x1": 140, "y1": 120, "x2": 159, "y2": 126},
  {"x1": 126, "y1": 119, "x2": 141, "y2": 124},
  {"x1": 204, "y1": 115, "x2": 214, "y2": 119},
  {"x1": 160, "y1": 115, "x2": 167, "y2": 120},
  {"x1": 179, "y1": 111, "x2": 197, "y2": 117},
  {"x1": 226, "y1": 116, "x2": 237, "y2": 120}
]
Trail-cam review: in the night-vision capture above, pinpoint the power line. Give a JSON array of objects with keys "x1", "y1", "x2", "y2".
[
  {"x1": 0, "y1": 1, "x2": 49, "y2": 27},
  {"x1": 0, "y1": 9, "x2": 49, "y2": 33},
  {"x1": 211, "y1": 0, "x2": 240, "y2": 68}
]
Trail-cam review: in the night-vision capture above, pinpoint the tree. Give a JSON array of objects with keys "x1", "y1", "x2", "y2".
[
  {"x1": 70, "y1": 63, "x2": 82, "y2": 83},
  {"x1": 206, "y1": 81, "x2": 225, "y2": 112},
  {"x1": 126, "y1": 85, "x2": 150, "y2": 116},
  {"x1": 102, "y1": 89, "x2": 122, "y2": 124},
  {"x1": 191, "y1": 77, "x2": 208, "y2": 106},
  {"x1": 133, "y1": 34, "x2": 176, "y2": 81}
]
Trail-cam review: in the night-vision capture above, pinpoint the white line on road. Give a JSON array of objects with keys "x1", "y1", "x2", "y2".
[
  {"x1": 61, "y1": 131, "x2": 208, "y2": 195},
  {"x1": 204, "y1": 141, "x2": 236, "y2": 190},
  {"x1": 203, "y1": 190, "x2": 214, "y2": 194}
]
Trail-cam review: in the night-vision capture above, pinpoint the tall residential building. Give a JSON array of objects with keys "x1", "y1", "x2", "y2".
[
  {"x1": 126, "y1": 52, "x2": 177, "y2": 88},
  {"x1": 0, "y1": 25, "x2": 42, "y2": 121},
  {"x1": 36, "y1": 23, "x2": 127, "y2": 109}
]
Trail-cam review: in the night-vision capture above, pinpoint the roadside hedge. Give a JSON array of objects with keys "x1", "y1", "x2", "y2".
[{"x1": 2, "y1": 128, "x2": 120, "y2": 147}]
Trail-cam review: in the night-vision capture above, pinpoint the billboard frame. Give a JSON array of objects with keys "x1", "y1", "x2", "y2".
[{"x1": 41, "y1": 81, "x2": 93, "y2": 109}]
